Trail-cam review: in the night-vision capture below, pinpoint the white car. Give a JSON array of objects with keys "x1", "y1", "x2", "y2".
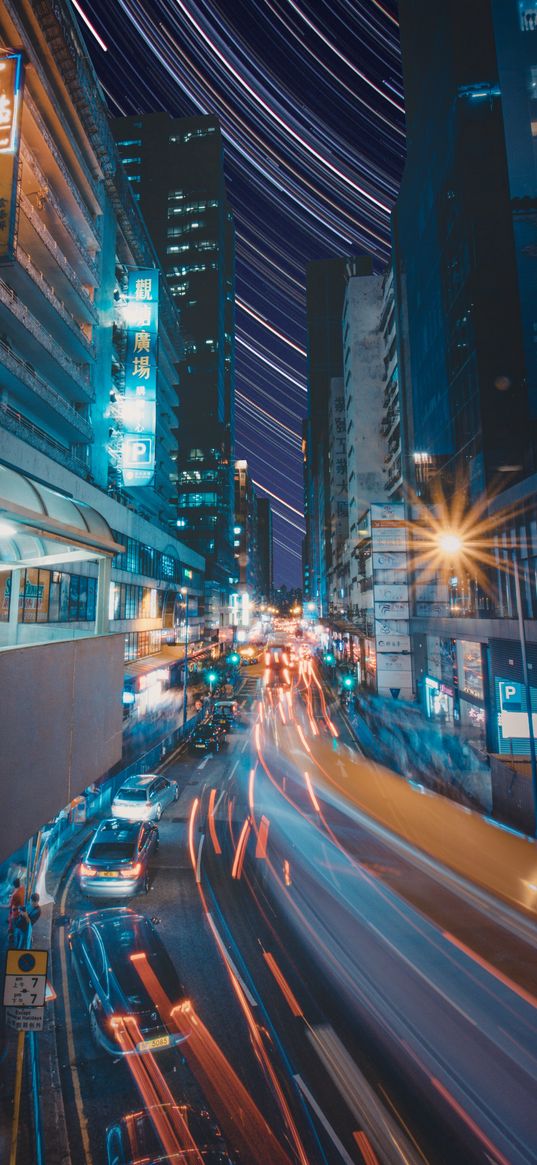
[{"x1": 111, "y1": 774, "x2": 178, "y2": 822}]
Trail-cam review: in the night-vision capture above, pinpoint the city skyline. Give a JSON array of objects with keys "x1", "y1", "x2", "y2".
[{"x1": 75, "y1": 0, "x2": 404, "y2": 585}]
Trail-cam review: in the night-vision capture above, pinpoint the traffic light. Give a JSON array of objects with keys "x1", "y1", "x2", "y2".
[
  {"x1": 207, "y1": 670, "x2": 218, "y2": 687},
  {"x1": 228, "y1": 652, "x2": 240, "y2": 666},
  {"x1": 342, "y1": 674, "x2": 355, "y2": 690},
  {"x1": 324, "y1": 652, "x2": 335, "y2": 666}
]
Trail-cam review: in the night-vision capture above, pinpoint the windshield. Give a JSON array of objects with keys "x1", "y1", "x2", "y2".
[
  {"x1": 89, "y1": 842, "x2": 135, "y2": 862},
  {"x1": 117, "y1": 788, "x2": 147, "y2": 802}
]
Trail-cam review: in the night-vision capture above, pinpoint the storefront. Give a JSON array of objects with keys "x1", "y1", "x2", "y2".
[
  {"x1": 424, "y1": 675, "x2": 455, "y2": 723},
  {"x1": 456, "y1": 639, "x2": 486, "y2": 746}
]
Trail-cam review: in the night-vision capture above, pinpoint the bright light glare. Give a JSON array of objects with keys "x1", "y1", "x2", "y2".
[{"x1": 438, "y1": 532, "x2": 463, "y2": 556}]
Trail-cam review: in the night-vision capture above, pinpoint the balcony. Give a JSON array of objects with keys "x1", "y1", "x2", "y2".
[
  {"x1": 20, "y1": 193, "x2": 98, "y2": 321},
  {"x1": 0, "y1": 338, "x2": 93, "y2": 441},
  {"x1": 15, "y1": 240, "x2": 96, "y2": 360},
  {"x1": 0, "y1": 400, "x2": 90, "y2": 471},
  {"x1": 23, "y1": 90, "x2": 102, "y2": 245},
  {"x1": 20, "y1": 140, "x2": 99, "y2": 282},
  {"x1": 0, "y1": 275, "x2": 93, "y2": 401}
]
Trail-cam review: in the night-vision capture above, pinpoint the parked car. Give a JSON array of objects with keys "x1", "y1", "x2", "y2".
[
  {"x1": 189, "y1": 724, "x2": 223, "y2": 754},
  {"x1": 68, "y1": 907, "x2": 186, "y2": 1056},
  {"x1": 106, "y1": 1104, "x2": 235, "y2": 1164},
  {"x1": 207, "y1": 715, "x2": 229, "y2": 738},
  {"x1": 111, "y1": 774, "x2": 178, "y2": 822},
  {"x1": 78, "y1": 819, "x2": 158, "y2": 898}
]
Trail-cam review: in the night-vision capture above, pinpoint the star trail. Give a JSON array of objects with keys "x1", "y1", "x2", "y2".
[{"x1": 75, "y1": 0, "x2": 404, "y2": 584}]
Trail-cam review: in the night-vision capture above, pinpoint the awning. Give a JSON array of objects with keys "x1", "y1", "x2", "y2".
[
  {"x1": 124, "y1": 642, "x2": 214, "y2": 682},
  {"x1": 0, "y1": 464, "x2": 124, "y2": 569}
]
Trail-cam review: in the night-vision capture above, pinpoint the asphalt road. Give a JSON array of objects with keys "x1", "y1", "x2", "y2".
[{"x1": 48, "y1": 656, "x2": 537, "y2": 1165}]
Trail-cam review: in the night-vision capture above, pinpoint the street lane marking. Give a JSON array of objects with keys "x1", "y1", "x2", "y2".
[
  {"x1": 205, "y1": 912, "x2": 257, "y2": 1006},
  {"x1": 442, "y1": 930, "x2": 537, "y2": 1010},
  {"x1": 197, "y1": 756, "x2": 211, "y2": 770},
  {"x1": 227, "y1": 758, "x2": 241, "y2": 784},
  {"x1": 58, "y1": 865, "x2": 94, "y2": 1165},
  {"x1": 293, "y1": 1074, "x2": 355, "y2": 1165},
  {"x1": 196, "y1": 834, "x2": 205, "y2": 883}
]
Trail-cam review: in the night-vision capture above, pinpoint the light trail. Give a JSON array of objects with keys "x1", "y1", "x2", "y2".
[
  {"x1": 263, "y1": 951, "x2": 303, "y2": 1017},
  {"x1": 70, "y1": 0, "x2": 108, "y2": 50},
  {"x1": 207, "y1": 787, "x2": 222, "y2": 855}
]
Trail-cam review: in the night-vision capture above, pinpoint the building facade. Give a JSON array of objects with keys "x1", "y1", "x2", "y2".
[
  {"x1": 234, "y1": 459, "x2": 260, "y2": 598},
  {"x1": 0, "y1": 0, "x2": 204, "y2": 858},
  {"x1": 112, "y1": 112, "x2": 236, "y2": 590},
  {"x1": 256, "y1": 496, "x2": 273, "y2": 603}
]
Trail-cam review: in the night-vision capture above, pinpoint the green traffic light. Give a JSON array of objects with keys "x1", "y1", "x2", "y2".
[
  {"x1": 207, "y1": 671, "x2": 218, "y2": 684},
  {"x1": 228, "y1": 652, "x2": 240, "y2": 665},
  {"x1": 324, "y1": 653, "x2": 335, "y2": 665},
  {"x1": 343, "y1": 675, "x2": 355, "y2": 689}
]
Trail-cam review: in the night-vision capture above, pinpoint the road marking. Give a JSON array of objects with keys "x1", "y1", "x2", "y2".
[
  {"x1": 205, "y1": 912, "x2": 257, "y2": 1006},
  {"x1": 293, "y1": 1074, "x2": 355, "y2": 1165},
  {"x1": 214, "y1": 788, "x2": 226, "y2": 813},
  {"x1": 227, "y1": 758, "x2": 241, "y2": 784},
  {"x1": 58, "y1": 865, "x2": 94, "y2": 1165},
  {"x1": 197, "y1": 756, "x2": 211, "y2": 770},
  {"x1": 196, "y1": 833, "x2": 205, "y2": 883},
  {"x1": 308, "y1": 1025, "x2": 421, "y2": 1164}
]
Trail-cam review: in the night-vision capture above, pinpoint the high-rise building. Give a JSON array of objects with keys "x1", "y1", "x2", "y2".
[
  {"x1": 303, "y1": 255, "x2": 373, "y2": 614},
  {"x1": 390, "y1": 0, "x2": 537, "y2": 789},
  {"x1": 256, "y1": 497, "x2": 273, "y2": 604},
  {"x1": 0, "y1": 0, "x2": 204, "y2": 860},
  {"x1": 394, "y1": 0, "x2": 537, "y2": 500},
  {"x1": 234, "y1": 459, "x2": 259, "y2": 595},
  {"x1": 112, "y1": 113, "x2": 236, "y2": 587},
  {"x1": 326, "y1": 377, "x2": 348, "y2": 613}
]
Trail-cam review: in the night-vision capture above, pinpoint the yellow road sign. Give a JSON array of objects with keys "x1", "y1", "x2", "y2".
[{"x1": 5, "y1": 949, "x2": 48, "y2": 977}]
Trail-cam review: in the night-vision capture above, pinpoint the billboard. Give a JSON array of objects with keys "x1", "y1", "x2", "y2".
[
  {"x1": 121, "y1": 269, "x2": 158, "y2": 487},
  {"x1": 0, "y1": 51, "x2": 24, "y2": 262}
]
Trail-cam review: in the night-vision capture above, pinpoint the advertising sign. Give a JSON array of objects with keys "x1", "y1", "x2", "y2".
[
  {"x1": 371, "y1": 501, "x2": 412, "y2": 697},
  {"x1": 121, "y1": 269, "x2": 158, "y2": 488},
  {"x1": 497, "y1": 679, "x2": 537, "y2": 740},
  {"x1": 0, "y1": 51, "x2": 24, "y2": 262}
]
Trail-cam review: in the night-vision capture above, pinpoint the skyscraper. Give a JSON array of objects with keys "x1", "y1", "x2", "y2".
[
  {"x1": 112, "y1": 113, "x2": 236, "y2": 585},
  {"x1": 394, "y1": 0, "x2": 537, "y2": 500},
  {"x1": 303, "y1": 255, "x2": 373, "y2": 614},
  {"x1": 257, "y1": 497, "x2": 273, "y2": 604}
]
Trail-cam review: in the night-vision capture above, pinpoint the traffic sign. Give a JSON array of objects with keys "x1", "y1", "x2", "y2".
[
  {"x1": 390, "y1": 688, "x2": 400, "y2": 700},
  {"x1": 5, "y1": 1006, "x2": 44, "y2": 1032},
  {"x1": 3, "y1": 948, "x2": 48, "y2": 1008}
]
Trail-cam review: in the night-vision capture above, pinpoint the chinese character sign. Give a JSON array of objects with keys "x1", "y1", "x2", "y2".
[
  {"x1": 121, "y1": 269, "x2": 159, "y2": 487},
  {"x1": 0, "y1": 52, "x2": 24, "y2": 262}
]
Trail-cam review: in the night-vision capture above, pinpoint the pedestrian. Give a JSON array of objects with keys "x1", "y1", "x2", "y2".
[
  {"x1": 13, "y1": 893, "x2": 41, "y2": 950},
  {"x1": 7, "y1": 877, "x2": 24, "y2": 945}
]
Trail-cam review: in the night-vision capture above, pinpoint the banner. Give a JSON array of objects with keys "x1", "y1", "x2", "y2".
[
  {"x1": 121, "y1": 269, "x2": 158, "y2": 487},
  {"x1": 0, "y1": 51, "x2": 24, "y2": 262}
]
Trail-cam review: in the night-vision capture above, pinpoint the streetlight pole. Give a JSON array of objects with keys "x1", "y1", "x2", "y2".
[
  {"x1": 181, "y1": 592, "x2": 189, "y2": 729},
  {"x1": 512, "y1": 555, "x2": 537, "y2": 834}
]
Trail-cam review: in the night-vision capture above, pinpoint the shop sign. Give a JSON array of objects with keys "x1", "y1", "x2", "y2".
[
  {"x1": 497, "y1": 679, "x2": 537, "y2": 740},
  {"x1": 0, "y1": 51, "x2": 24, "y2": 262},
  {"x1": 121, "y1": 269, "x2": 159, "y2": 488}
]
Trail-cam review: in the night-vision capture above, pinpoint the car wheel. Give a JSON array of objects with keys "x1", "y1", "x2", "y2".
[{"x1": 155, "y1": 803, "x2": 162, "y2": 821}]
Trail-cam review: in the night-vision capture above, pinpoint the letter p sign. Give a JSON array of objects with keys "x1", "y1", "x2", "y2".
[{"x1": 499, "y1": 680, "x2": 523, "y2": 711}]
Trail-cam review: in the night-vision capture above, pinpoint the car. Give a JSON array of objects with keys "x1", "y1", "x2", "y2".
[
  {"x1": 240, "y1": 655, "x2": 259, "y2": 666},
  {"x1": 68, "y1": 907, "x2": 186, "y2": 1056},
  {"x1": 207, "y1": 714, "x2": 231, "y2": 736},
  {"x1": 106, "y1": 1104, "x2": 235, "y2": 1165},
  {"x1": 189, "y1": 725, "x2": 222, "y2": 754},
  {"x1": 111, "y1": 774, "x2": 178, "y2": 822},
  {"x1": 213, "y1": 699, "x2": 238, "y2": 719},
  {"x1": 78, "y1": 819, "x2": 158, "y2": 898}
]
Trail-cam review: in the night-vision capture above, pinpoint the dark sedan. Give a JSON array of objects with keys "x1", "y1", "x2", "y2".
[
  {"x1": 78, "y1": 819, "x2": 158, "y2": 899},
  {"x1": 68, "y1": 907, "x2": 186, "y2": 1056},
  {"x1": 189, "y1": 724, "x2": 223, "y2": 754},
  {"x1": 106, "y1": 1105, "x2": 235, "y2": 1164}
]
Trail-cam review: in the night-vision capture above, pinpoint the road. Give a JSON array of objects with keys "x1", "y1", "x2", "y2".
[{"x1": 46, "y1": 654, "x2": 537, "y2": 1165}]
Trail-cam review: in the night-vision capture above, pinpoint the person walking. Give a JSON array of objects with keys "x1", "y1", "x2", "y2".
[
  {"x1": 13, "y1": 893, "x2": 41, "y2": 950},
  {"x1": 7, "y1": 877, "x2": 24, "y2": 945}
]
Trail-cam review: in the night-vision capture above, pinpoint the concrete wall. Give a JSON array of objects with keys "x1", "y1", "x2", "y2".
[{"x1": 0, "y1": 633, "x2": 124, "y2": 862}]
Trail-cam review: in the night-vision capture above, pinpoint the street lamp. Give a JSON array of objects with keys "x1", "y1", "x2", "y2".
[{"x1": 436, "y1": 528, "x2": 537, "y2": 834}]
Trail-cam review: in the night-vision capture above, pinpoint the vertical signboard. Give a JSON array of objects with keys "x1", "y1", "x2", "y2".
[
  {"x1": 371, "y1": 502, "x2": 413, "y2": 698},
  {"x1": 0, "y1": 51, "x2": 24, "y2": 262},
  {"x1": 121, "y1": 269, "x2": 158, "y2": 487}
]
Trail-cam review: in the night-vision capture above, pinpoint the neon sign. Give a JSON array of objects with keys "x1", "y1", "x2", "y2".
[{"x1": 121, "y1": 269, "x2": 158, "y2": 487}]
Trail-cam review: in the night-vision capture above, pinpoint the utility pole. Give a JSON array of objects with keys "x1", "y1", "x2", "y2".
[{"x1": 182, "y1": 592, "x2": 189, "y2": 729}]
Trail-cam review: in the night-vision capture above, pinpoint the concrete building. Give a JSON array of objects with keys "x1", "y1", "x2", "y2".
[
  {"x1": 380, "y1": 266, "x2": 403, "y2": 500},
  {"x1": 234, "y1": 459, "x2": 260, "y2": 598},
  {"x1": 0, "y1": 0, "x2": 204, "y2": 860},
  {"x1": 303, "y1": 255, "x2": 372, "y2": 614},
  {"x1": 326, "y1": 377, "x2": 348, "y2": 614},
  {"x1": 391, "y1": 0, "x2": 537, "y2": 797},
  {"x1": 112, "y1": 113, "x2": 237, "y2": 597},
  {"x1": 256, "y1": 496, "x2": 273, "y2": 604}
]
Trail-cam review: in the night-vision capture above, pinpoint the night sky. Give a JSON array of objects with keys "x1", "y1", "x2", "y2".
[{"x1": 74, "y1": 0, "x2": 405, "y2": 586}]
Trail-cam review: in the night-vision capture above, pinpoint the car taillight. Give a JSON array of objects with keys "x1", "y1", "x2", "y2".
[
  {"x1": 80, "y1": 863, "x2": 97, "y2": 877},
  {"x1": 120, "y1": 862, "x2": 142, "y2": 879}
]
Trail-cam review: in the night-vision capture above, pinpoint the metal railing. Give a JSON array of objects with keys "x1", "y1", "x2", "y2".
[
  {"x1": 20, "y1": 194, "x2": 98, "y2": 324},
  {"x1": 0, "y1": 277, "x2": 92, "y2": 394},
  {"x1": 0, "y1": 401, "x2": 90, "y2": 472}
]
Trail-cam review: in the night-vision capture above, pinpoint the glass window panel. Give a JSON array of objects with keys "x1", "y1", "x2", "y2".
[{"x1": 36, "y1": 570, "x2": 50, "y2": 622}]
